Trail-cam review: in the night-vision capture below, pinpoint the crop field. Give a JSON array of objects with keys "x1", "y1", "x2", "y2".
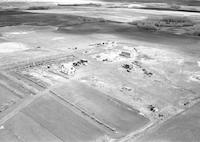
[
  {"x1": 0, "y1": 84, "x2": 20, "y2": 114},
  {"x1": 1, "y1": 112, "x2": 63, "y2": 142},
  {"x1": 22, "y1": 95, "x2": 108, "y2": 142},
  {"x1": 52, "y1": 81, "x2": 149, "y2": 137}
]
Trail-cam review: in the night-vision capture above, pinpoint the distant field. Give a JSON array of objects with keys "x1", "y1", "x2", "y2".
[
  {"x1": 131, "y1": 16, "x2": 200, "y2": 37},
  {"x1": 0, "y1": 11, "x2": 106, "y2": 27},
  {"x1": 0, "y1": 2, "x2": 55, "y2": 10},
  {"x1": 99, "y1": 0, "x2": 200, "y2": 6}
]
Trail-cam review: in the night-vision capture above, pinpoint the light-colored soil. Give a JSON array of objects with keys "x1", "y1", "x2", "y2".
[{"x1": 0, "y1": 42, "x2": 28, "y2": 53}]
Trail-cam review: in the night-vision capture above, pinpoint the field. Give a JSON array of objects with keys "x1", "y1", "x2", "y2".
[
  {"x1": 0, "y1": 84, "x2": 21, "y2": 114},
  {"x1": 0, "y1": 1, "x2": 200, "y2": 142},
  {"x1": 23, "y1": 94, "x2": 108, "y2": 142},
  {"x1": 1, "y1": 112, "x2": 63, "y2": 142},
  {"x1": 52, "y1": 80, "x2": 149, "y2": 137},
  {"x1": 136, "y1": 102, "x2": 200, "y2": 142}
]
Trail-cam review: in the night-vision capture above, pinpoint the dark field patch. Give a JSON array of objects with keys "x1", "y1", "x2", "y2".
[
  {"x1": 0, "y1": 11, "x2": 106, "y2": 27},
  {"x1": 57, "y1": 22, "x2": 136, "y2": 34},
  {"x1": 0, "y1": 10, "x2": 31, "y2": 16}
]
